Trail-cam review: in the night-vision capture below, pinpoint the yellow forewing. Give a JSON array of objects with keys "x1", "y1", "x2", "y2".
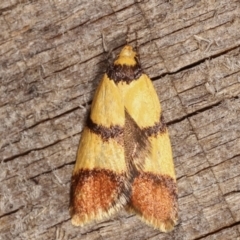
[
  {"x1": 117, "y1": 74, "x2": 161, "y2": 127},
  {"x1": 73, "y1": 129, "x2": 125, "y2": 173},
  {"x1": 144, "y1": 133, "x2": 175, "y2": 178},
  {"x1": 91, "y1": 74, "x2": 125, "y2": 127},
  {"x1": 73, "y1": 75, "x2": 126, "y2": 174},
  {"x1": 117, "y1": 73, "x2": 175, "y2": 179}
]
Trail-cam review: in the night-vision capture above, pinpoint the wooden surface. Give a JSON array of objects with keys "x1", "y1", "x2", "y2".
[{"x1": 1, "y1": 0, "x2": 240, "y2": 239}]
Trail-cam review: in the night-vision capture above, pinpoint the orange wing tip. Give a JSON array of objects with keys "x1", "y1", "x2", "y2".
[
  {"x1": 70, "y1": 169, "x2": 128, "y2": 226},
  {"x1": 71, "y1": 203, "x2": 124, "y2": 226},
  {"x1": 136, "y1": 211, "x2": 177, "y2": 232},
  {"x1": 128, "y1": 172, "x2": 178, "y2": 232}
]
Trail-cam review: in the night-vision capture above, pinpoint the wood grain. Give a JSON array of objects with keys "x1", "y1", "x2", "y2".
[{"x1": 0, "y1": 0, "x2": 240, "y2": 239}]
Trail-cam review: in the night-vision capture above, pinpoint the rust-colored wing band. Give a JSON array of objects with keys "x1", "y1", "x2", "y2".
[
  {"x1": 70, "y1": 169, "x2": 127, "y2": 226},
  {"x1": 129, "y1": 173, "x2": 178, "y2": 232}
]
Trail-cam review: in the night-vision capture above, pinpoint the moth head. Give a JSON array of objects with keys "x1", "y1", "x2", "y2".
[{"x1": 114, "y1": 45, "x2": 138, "y2": 66}]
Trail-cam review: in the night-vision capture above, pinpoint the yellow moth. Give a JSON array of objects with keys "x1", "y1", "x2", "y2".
[{"x1": 70, "y1": 45, "x2": 178, "y2": 232}]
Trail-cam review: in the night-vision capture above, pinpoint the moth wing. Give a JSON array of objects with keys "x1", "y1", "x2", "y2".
[
  {"x1": 119, "y1": 74, "x2": 178, "y2": 232},
  {"x1": 70, "y1": 75, "x2": 128, "y2": 226}
]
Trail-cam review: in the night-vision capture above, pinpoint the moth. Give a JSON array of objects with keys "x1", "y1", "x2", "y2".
[{"x1": 70, "y1": 45, "x2": 178, "y2": 232}]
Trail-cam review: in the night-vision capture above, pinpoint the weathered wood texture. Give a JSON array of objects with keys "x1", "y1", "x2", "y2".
[{"x1": 1, "y1": 0, "x2": 240, "y2": 239}]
